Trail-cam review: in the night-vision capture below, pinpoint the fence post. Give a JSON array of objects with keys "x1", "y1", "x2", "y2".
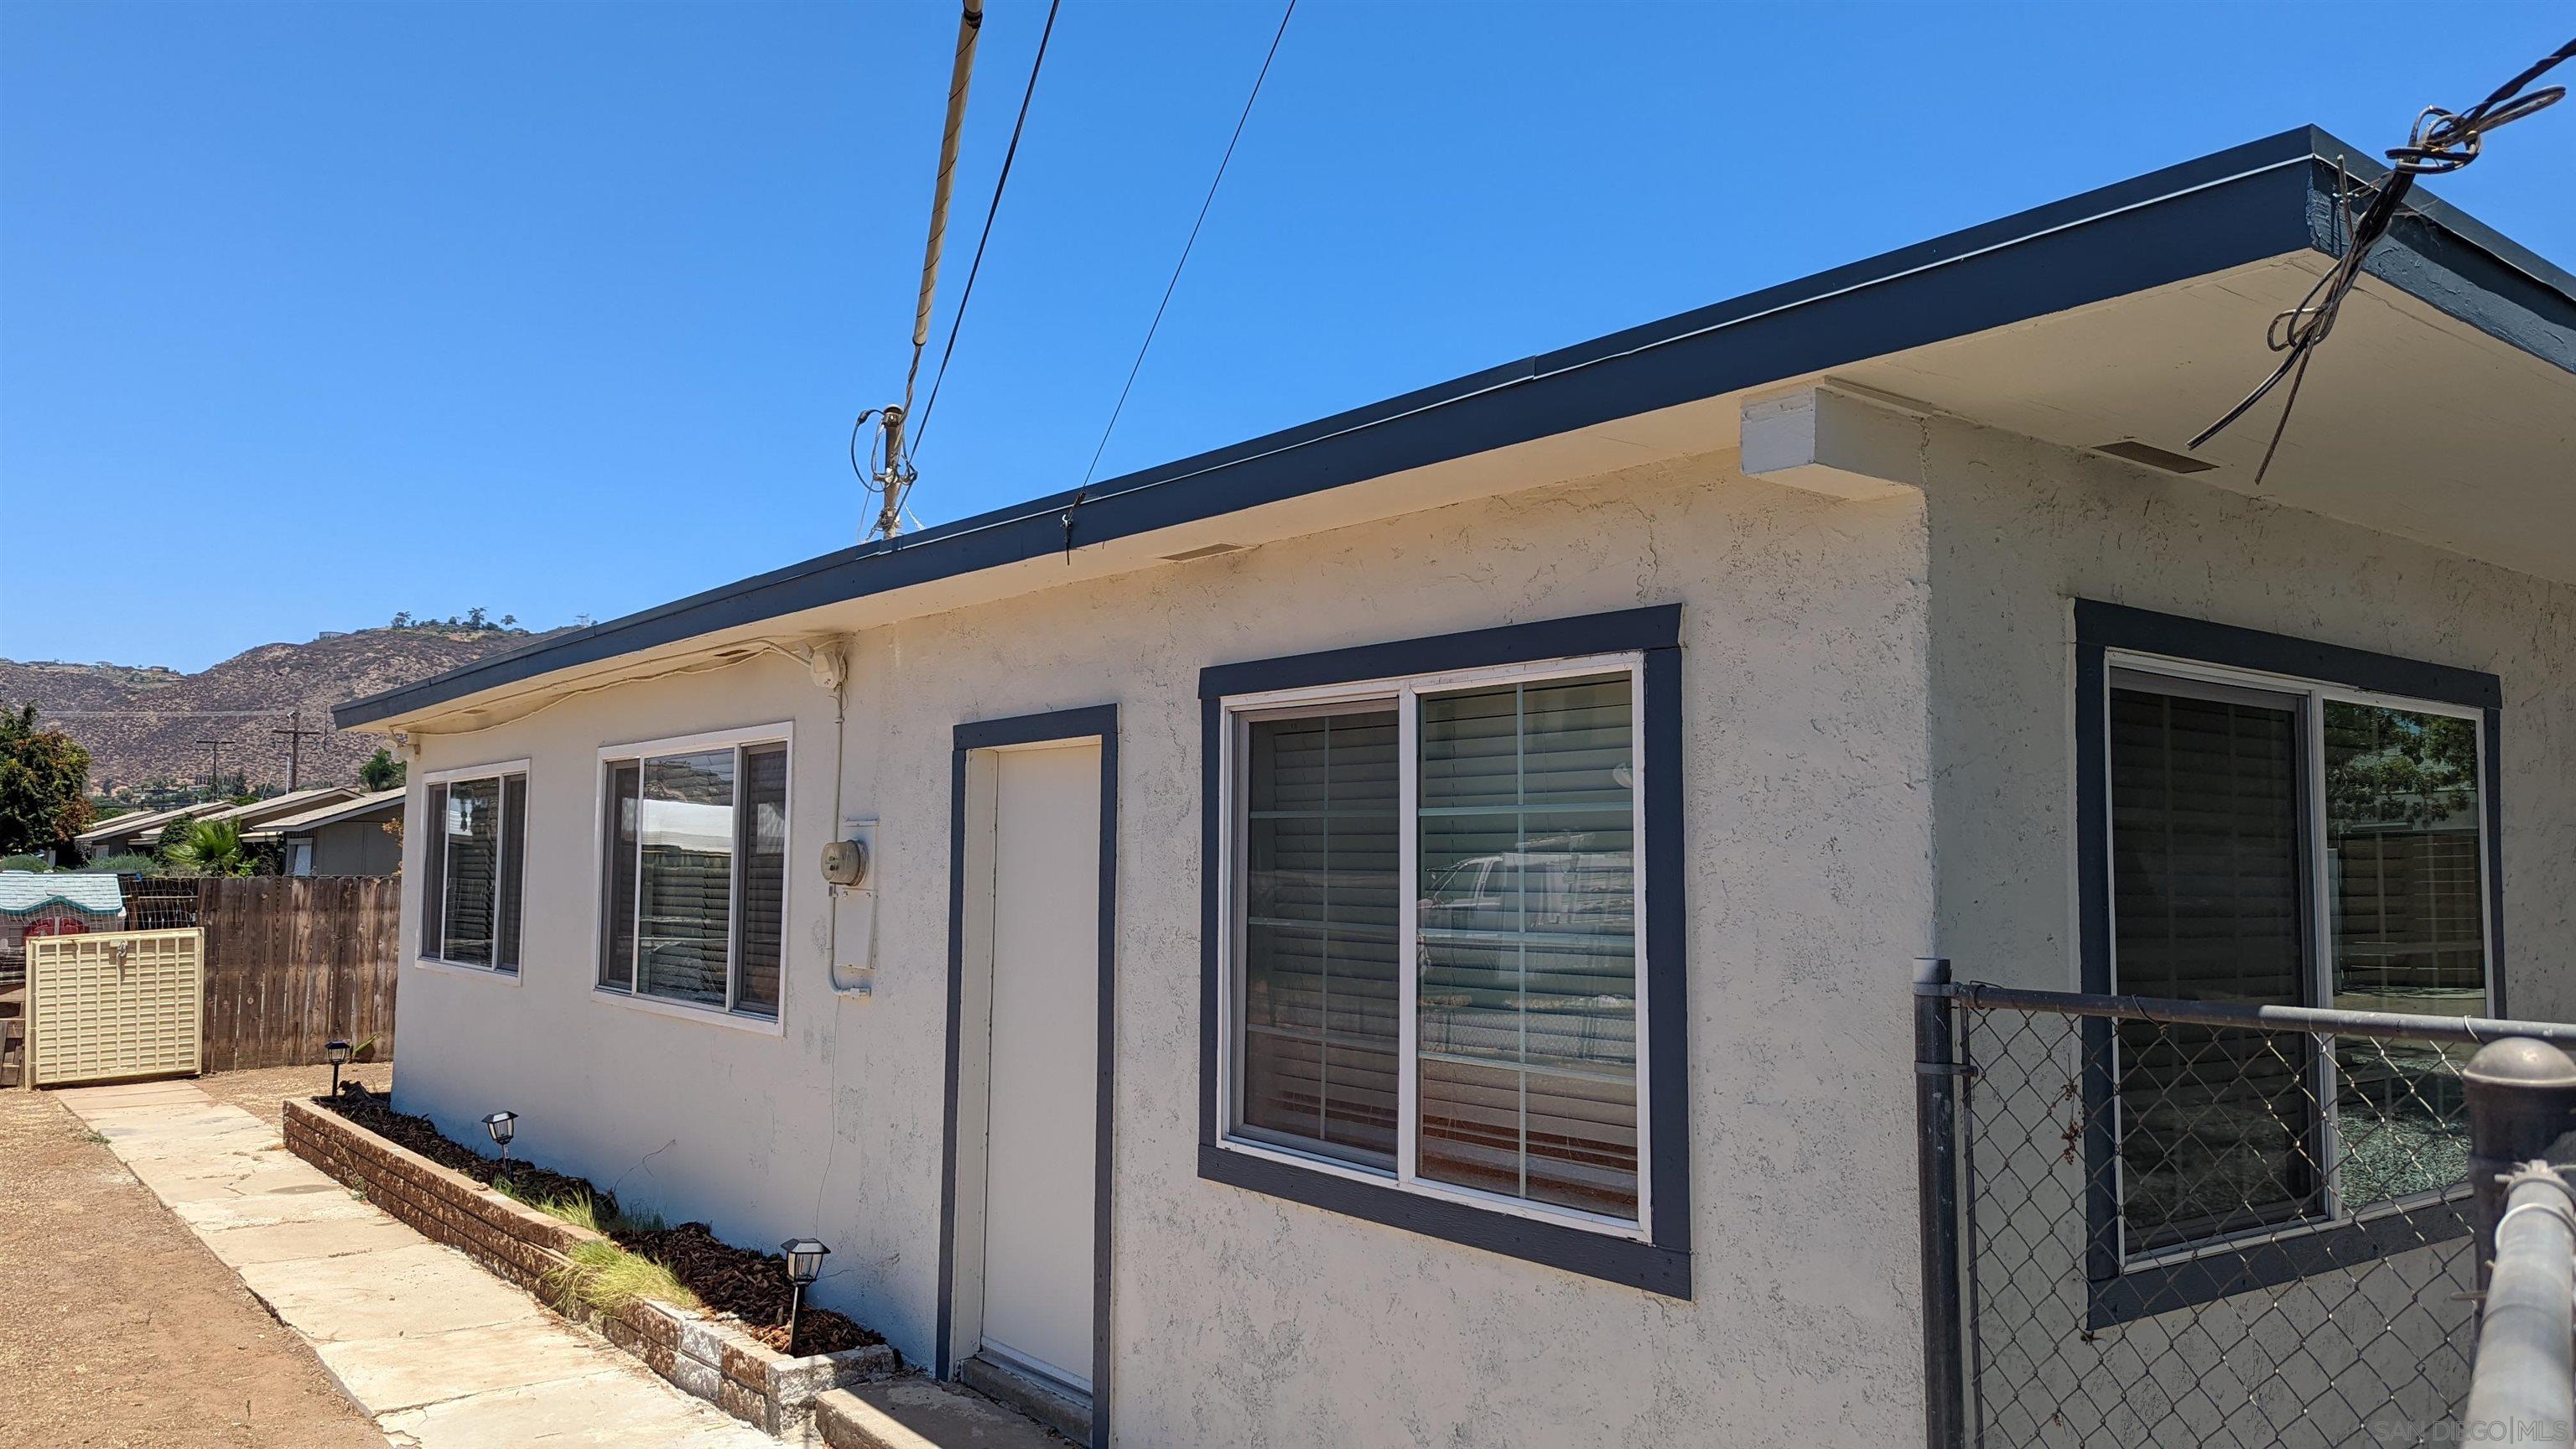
[
  {"x1": 2462, "y1": 1039, "x2": 2576, "y2": 1446},
  {"x1": 1914, "y1": 955, "x2": 1966, "y2": 1449},
  {"x1": 2465, "y1": 1037, "x2": 2576, "y2": 1287}
]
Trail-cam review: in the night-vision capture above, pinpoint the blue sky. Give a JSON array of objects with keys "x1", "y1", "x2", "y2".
[{"x1": 4, "y1": 2, "x2": 2570, "y2": 672}]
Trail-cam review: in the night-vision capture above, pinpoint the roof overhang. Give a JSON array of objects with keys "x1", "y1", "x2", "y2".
[{"x1": 338, "y1": 126, "x2": 2573, "y2": 735}]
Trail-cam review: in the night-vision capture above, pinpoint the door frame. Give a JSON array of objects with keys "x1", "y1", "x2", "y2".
[{"x1": 937, "y1": 704, "x2": 1118, "y2": 1446}]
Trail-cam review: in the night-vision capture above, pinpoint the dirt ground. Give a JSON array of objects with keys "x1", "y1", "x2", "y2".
[
  {"x1": 197, "y1": 1060, "x2": 393, "y2": 1123},
  {"x1": 0, "y1": 1065, "x2": 394, "y2": 1449}
]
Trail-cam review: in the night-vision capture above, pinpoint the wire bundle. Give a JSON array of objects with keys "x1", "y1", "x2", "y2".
[{"x1": 2189, "y1": 37, "x2": 2574, "y2": 481}]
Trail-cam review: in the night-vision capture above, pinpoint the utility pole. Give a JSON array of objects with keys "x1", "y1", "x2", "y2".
[
  {"x1": 272, "y1": 709, "x2": 325, "y2": 791},
  {"x1": 197, "y1": 738, "x2": 235, "y2": 801}
]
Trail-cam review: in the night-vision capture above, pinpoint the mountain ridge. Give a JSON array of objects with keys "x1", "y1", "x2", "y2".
[{"x1": 1, "y1": 626, "x2": 570, "y2": 798}]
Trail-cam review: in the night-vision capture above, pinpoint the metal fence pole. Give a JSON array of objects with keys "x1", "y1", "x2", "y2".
[
  {"x1": 2463, "y1": 1039, "x2": 2576, "y2": 1447},
  {"x1": 1914, "y1": 956, "x2": 1966, "y2": 1449},
  {"x1": 2465, "y1": 1038, "x2": 2576, "y2": 1287}
]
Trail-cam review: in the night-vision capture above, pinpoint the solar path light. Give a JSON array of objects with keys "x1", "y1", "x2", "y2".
[
  {"x1": 481, "y1": 1110, "x2": 518, "y2": 1179},
  {"x1": 781, "y1": 1238, "x2": 829, "y2": 1355}
]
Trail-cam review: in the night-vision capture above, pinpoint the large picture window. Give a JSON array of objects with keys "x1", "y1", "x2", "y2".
[
  {"x1": 1225, "y1": 657, "x2": 1648, "y2": 1231},
  {"x1": 2100, "y1": 654, "x2": 2495, "y2": 1261},
  {"x1": 1198, "y1": 607, "x2": 1688, "y2": 1296},
  {"x1": 419, "y1": 764, "x2": 528, "y2": 974},
  {"x1": 597, "y1": 727, "x2": 790, "y2": 1021}
]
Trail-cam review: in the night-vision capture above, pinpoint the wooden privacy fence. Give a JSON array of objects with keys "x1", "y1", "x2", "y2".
[{"x1": 197, "y1": 876, "x2": 399, "y2": 1072}]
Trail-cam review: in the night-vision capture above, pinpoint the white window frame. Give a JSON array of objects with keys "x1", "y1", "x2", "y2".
[
  {"x1": 1212, "y1": 651, "x2": 1652, "y2": 1241},
  {"x1": 414, "y1": 758, "x2": 531, "y2": 984},
  {"x1": 591, "y1": 722, "x2": 793, "y2": 1036},
  {"x1": 2101, "y1": 648, "x2": 2496, "y2": 1271}
]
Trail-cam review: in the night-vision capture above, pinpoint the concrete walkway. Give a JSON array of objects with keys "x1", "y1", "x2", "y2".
[{"x1": 60, "y1": 1079, "x2": 775, "y2": 1449}]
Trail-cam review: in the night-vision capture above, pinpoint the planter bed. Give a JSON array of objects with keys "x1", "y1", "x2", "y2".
[{"x1": 283, "y1": 1088, "x2": 896, "y2": 1437}]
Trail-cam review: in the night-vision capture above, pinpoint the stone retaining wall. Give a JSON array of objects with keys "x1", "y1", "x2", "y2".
[{"x1": 283, "y1": 1098, "x2": 894, "y2": 1437}]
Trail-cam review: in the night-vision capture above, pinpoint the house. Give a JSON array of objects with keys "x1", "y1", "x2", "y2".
[
  {"x1": 241, "y1": 787, "x2": 404, "y2": 876},
  {"x1": 332, "y1": 128, "x2": 2574, "y2": 1447}
]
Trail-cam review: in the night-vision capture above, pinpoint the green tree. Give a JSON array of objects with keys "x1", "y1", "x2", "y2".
[
  {"x1": 361, "y1": 748, "x2": 407, "y2": 791},
  {"x1": 164, "y1": 818, "x2": 254, "y2": 876},
  {"x1": 0, "y1": 704, "x2": 96, "y2": 856}
]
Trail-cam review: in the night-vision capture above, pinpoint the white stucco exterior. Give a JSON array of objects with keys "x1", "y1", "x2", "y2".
[
  {"x1": 1924, "y1": 413, "x2": 2576, "y2": 1005},
  {"x1": 390, "y1": 451, "x2": 1940, "y2": 1446}
]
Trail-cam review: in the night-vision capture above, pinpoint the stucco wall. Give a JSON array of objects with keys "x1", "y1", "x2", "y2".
[
  {"x1": 1924, "y1": 413, "x2": 2576, "y2": 1002},
  {"x1": 389, "y1": 450, "x2": 1937, "y2": 1447},
  {"x1": 310, "y1": 816, "x2": 402, "y2": 876}
]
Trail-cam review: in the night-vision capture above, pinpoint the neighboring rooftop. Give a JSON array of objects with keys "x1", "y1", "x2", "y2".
[
  {"x1": 73, "y1": 801, "x2": 216, "y2": 848},
  {"x1": 240, "y1": 787, "x2": 404, "y2": 840}
]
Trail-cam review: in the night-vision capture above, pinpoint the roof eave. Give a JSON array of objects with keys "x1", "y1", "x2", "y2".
[{"x1": 335, "y1": 125, "x2": 2569, "y2": 733}]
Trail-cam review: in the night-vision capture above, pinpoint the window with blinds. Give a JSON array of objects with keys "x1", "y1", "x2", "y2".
[
  {"x1": 2106, "y1": 665, "x2": 2491, "y2": 1258},
  {"x1": 1227, "y1": 659, "x2": 1644, "y2": 1230},
  {"x1": 421, "y1": 768, "x2": 527, "y2": 974},
  {"x1": 598, "y1": 733, "x2": 789, "y2": 1021}
]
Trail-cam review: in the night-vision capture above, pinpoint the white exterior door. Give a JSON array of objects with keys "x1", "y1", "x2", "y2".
[{"x1": 977, "y1": 741, "x2": 1101, "y2": 1393}]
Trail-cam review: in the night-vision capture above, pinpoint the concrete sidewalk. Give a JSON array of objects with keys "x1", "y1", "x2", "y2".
[{"x1": 60, "y1": 1079, "x2": 774, "y2": 1449}]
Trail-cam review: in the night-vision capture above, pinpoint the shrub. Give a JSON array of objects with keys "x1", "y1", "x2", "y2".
[
  {"x1": 85, "y1": 854, "x2": 157, "y2": 875},
  {"x1": 163, "y1": 818, "x2": 253, "y2": 876},
  {"x1": 541, "y1": 1239, "x2": 699, "y2": 1317},
  {"x1": 0, "y1": 854, "x2": 50, "y2": 872}
]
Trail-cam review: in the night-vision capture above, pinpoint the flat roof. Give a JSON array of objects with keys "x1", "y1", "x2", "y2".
[
  {"x1": 240, "y1": 787, "x2": 404, "y2": 839},
  {"x1": 336, "y1": 125, "x2": 2573, "y2": 732},
  {"x1": 73, "y1": 800, "x2": 214, "y2": 845}
]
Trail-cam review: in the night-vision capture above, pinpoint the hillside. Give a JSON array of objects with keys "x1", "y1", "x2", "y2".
[{"x1": 0, "y1": 627, "x2": 568, "y2": 797}]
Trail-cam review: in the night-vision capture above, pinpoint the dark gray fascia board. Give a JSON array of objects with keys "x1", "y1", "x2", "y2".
[
  {"x1": 2302, "y1": 126, "x2": 2576, "y2": 373},
  {"x1": 336, "y1": 125, "x2": 2570, "y2": 730}
]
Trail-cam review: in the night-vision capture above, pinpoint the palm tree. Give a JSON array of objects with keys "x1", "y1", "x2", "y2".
[{"x1": 163, "y1": 818, "x2": 253, "y2": 876}]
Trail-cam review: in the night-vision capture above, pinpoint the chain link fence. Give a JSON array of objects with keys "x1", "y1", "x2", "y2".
[
  {"x1": 1959, "y1": 995, "x2": 2474, "y2": 1446},
  {"x1": 120, "y1": 875, "x2": 201, "y2": 931},
  {"x1": 1916, "y1": 969, "x2": 2576, "y2": 1448}
]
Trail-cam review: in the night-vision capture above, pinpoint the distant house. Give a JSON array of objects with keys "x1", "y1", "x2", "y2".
[
  {"x1": 242, "y1": 788, "x2": 403, "y2": 876},
  {"x1": 67, "y1": 787, "x2": 364, "y2": 867},
  {"x1": 66, "y1": 801, "x2": 215, "y2": 863}
]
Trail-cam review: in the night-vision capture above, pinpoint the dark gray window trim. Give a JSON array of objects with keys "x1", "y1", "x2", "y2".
[
  {"x1": 2071, "y1": 600, "x2": 2502, "y2": 1328},
  {"x1": 935, "y1": 704, "x2": 1118, "y2": 1449},
  {"x1": 1196, "y1": 606, "x2": 1691, "y2": 1299}
]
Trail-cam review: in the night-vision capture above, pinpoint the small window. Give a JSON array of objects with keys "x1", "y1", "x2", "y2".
[
  {"x1": 597, "y1": 730, "x2": 789, "y2": 1021},
  {"x1": 2106, "y1": 664, "x2": 2491, "y2": 1259},
  {"x1": 1225, "y1": 659, "x2": 1647, "y2": 1231},
  {"x1": 420, "y1": 766, "x2": 528, "y2": 974}
]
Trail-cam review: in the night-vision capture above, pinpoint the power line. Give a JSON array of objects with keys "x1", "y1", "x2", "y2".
[
  {"x1": 1074, "y1": 0, "x2": 1297, "y2": 499},
  {"x1": 909, "y1": 0, "x2": 1064, "y2": 461}
]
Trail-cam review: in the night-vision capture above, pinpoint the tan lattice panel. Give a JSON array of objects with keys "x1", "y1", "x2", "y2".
[{"x1": 26, "y1": 928, "x2": 205, "y2": 1087}]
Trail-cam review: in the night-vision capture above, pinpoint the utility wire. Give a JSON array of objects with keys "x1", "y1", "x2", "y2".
[
  {"x1": 2189, "y1": 35, "x2": 2573, "y2": 482},
  {"x1": 910, "y1": 0, "x2": 1063, "y2": 461},
  {"x1": 1073, "y1": 0, "x2": 1297, "y2": 502}
]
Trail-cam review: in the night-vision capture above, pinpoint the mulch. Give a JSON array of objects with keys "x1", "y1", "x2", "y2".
[{"x1": 316, "y1": 1084, "x2": 882, "y2": 1357}]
